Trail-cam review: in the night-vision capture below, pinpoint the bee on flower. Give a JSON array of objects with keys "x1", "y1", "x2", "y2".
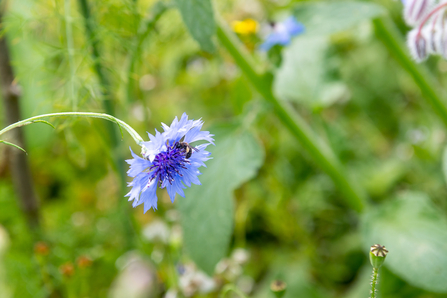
[{"x1": 125, "y1": 113, "x2": 214, "y2": 213}]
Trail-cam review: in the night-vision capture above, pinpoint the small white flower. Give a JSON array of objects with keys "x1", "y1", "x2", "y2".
[
  {"x1": 178, "y1": 263, "x2": 216, "y2": 297},
  {"x1": 402, "y1": 0, "x2": 437, "y2": 26},
  {"x1": 231, "y1": 248, "x2": 250, "y2": 265},
  {"x1": 402, "y1": 0, "x2": 447, "y2": 62},
  {"x1": 407, "y1": 28, "x2": 429, "y2": 62},
  {"x1": 142, "y1": 219, "x2": 170, "y2": 243}
]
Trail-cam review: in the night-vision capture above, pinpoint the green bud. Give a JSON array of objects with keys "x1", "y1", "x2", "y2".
[
  {"x1": 369, "y1": 244, "x2": 388, "y2": 269},
  {"x1": 270, "y1": 280, "x2": 287, "y2": 298}
]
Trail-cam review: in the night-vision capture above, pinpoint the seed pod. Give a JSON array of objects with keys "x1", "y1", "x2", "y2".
[
  {"x1": 369, "y1": 244, "x2": 389, "y2": 269},
  {"x1": 270, "y1": 280, "x2": 287, "y2": 298}
]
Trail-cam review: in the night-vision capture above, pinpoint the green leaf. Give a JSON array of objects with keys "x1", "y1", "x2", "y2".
[
  {"x1": 293, "y1": 2, "x2": 386, "y2": 36},
  {"x1": 362, "y1": 192, "x2": 447, "y2": 293},
  {"x1": 273, "y1": 36, "x2": 349, "y2": 107},
  {"x1": 110, "y1": 118, "x2": 124, "y2": 141},
  {"x1": 0, "y1": 141, "x2": 27, "y2": 154},
  {"x1": 177, "y1": 123, "x2": 264, "y2": 275},
  {"x1": 30, "y1": 120, "x2": 55, "y2": 129},
  {"x1": 174, "y1": 0, "x2": 216, "y2": 52}
]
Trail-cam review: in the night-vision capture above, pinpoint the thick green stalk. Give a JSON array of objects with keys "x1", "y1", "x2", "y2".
[
  {"x1": 216, "y1": 22, "x2": 367, "y2": 213},
  {"x1": 373, "y1": 18, "x2": 447, "y2": 128}
]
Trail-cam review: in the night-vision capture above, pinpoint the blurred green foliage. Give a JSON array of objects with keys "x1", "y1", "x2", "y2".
[{"x1": 1, "y1": 0, "x2": 447, "y2": 297}]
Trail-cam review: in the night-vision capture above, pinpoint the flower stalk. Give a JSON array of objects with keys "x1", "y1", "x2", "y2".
[
  {"x1": 373, "y1": 17, "x2": 447, "y2": 128},
  {"x1": 369, "y1": 244, "x2": 388, "y2": 298},
  {"x1": 216, "y1": 19, "x2": 367, "y2": 213}
]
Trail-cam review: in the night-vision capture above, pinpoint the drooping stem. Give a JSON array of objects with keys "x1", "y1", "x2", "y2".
[
  {"x1": 370, "y1": 267, "x2": 379, "y2": 298},
  {"x1": 0, "y1": 8, "x2": 40, "y2": 228},
  {"x1": 216, "y1": 20, "x2": 367, "y2": 213},
  {"x1": 0, "y1": 112, "x2": 145, "y2": 145},
  {"x1": 373, "y1": 17, "x2": 447, "y2": 128}
]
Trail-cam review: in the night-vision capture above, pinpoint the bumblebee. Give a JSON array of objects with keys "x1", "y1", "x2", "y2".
[{"x1": 175, "y1": 141, "x2": 198, "y2": 159}]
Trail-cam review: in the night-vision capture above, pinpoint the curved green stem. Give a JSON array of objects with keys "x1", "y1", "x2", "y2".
[
  {"x1": 216, "y1": 20, "x2": 367, "y2": 213},
  {"x1": 373, "y1": 17, "x2": 447, "y2": 128},
  {"x1": 0, "y1": 112, "x2": 144, "y2": 145},
  {"x1": 220, "y1": 284, "x2": 248, "y2": 298}
]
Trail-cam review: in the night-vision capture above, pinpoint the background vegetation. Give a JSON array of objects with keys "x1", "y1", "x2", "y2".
[{"x1": 1, "y1": 0, "x2": 447, "y2": 297}]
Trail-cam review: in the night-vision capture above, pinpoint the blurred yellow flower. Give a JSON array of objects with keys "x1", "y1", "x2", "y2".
[{"x1": 232, "y1": 18, "x2": 258, "y2": 35}]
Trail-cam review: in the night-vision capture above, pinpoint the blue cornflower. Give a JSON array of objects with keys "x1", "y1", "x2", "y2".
[
  {"x1": 260, "y1": 16, "x2": 305, "y2": 51},
  {"x1": 125, "y1": 113, "x2": 214, "y2": 213}
]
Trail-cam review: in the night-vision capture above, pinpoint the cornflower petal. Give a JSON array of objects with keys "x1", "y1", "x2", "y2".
[
  {"x1": 126, "y1": 172, "x2": 150, "y2": 203},
  {"x1": 125, "y1": 113, "x2": 214, "y2": 213},
  {"x1": 126, "y1": 148, "x2": 152, "y2": 177},
  {"x1": 140, "y1": 180, "x2": 158, "y2": 212},
  {"x1": 166, "y1": 178, "x2": 186, "y2": 203},
  {"x1": 184, "y1": 125, "x2": 215, "y2": 144},
  {"x1": 180, "y1": 165, "x2": 202, "y2": 186}
]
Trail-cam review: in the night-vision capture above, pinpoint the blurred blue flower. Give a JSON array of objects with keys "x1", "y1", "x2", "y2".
[
  {"x1": 260, "y1": 16, "x2": 305, "y2": 51},
  {"x1": 126, "y1": 113, "x2": 214, "y2": 213}
]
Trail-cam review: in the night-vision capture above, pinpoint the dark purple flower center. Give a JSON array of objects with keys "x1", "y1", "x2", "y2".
[{"x1": 149, "y1": 142, "x2": 189, "y2": 185}]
